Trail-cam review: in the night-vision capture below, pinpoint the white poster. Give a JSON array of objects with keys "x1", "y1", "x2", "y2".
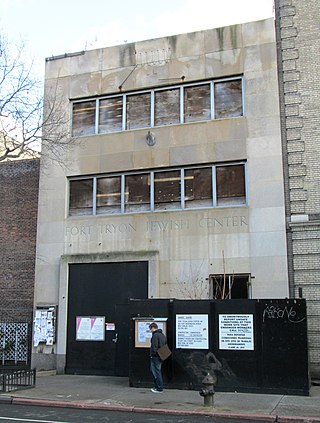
[
  {"x1": 219, "y1": 314, "x2": 254, "y2": 350},
  {"x1": 176, "y1": 314, "x2": 209, "y2": 349},
  {"x1": 76, "y1": 316, "x2": 105, "y2": 341},
  {"x1": 137, "y1": 321, "x2": 165, "y2": 343}
]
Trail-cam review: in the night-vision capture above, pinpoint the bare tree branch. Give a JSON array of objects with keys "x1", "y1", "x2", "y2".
[{"x1": 0, "y1": 34, "x2": 72, "y2": 163}]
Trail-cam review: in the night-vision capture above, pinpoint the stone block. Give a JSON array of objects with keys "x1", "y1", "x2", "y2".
[
  {"x1": 70, "y1": 72, "x2": 101, "y2": 98},
  {"x1": 101, "y1": 43, "x2": 136, "y2": 70},
  {"x1": 204, "y1": 24, "x2": 242, "y2": 53},
  {"x1": 99, "y1": 151, "x2": 133, "y2": 173},
  {"x1": 205, "y1": 49, "x2": 243, "y2": 78},
  {"x1": 242, "y1": 19, "x2": 276, "y2": 47}
]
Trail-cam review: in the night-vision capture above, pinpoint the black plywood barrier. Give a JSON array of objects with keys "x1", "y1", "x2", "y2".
[{"x1": 129, "y1": 299, "x2": 309, "y2": 395}]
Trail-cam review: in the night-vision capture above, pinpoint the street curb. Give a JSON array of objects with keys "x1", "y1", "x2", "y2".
[
  {"x1": 12, "y1": 398, "x2": 134, "y2": 412},
  {"x1": 133, "y1": 406, "x2": 276, "y2": 421},
  {"x1": 277, "y1": 417, "x2": 320, "y2": 423},
  {"x1": 0, "y1": 396, "x2": 13, "y2": 404},
  {"x1": 10, "y1": 397, "x2": 320, "y2": 422}
]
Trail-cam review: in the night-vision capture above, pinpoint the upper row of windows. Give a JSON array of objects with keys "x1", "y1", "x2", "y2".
[{"x1": 72, "y1": 77, "x2": 243, "y2": 137}]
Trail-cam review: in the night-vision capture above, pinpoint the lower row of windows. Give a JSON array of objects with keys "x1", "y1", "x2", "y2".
[{"x1": 69, "y1": 162, "x2": 247, "y2": 216}]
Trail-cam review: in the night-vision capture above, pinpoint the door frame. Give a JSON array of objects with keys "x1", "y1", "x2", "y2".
[{"x1": 56, "y1": 251, "x2": 159, "y2": 373}]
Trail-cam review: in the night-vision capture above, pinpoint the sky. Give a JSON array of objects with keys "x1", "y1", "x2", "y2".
[{"x1": 0, "y1": 0, "x2": 274, "y2": 78}]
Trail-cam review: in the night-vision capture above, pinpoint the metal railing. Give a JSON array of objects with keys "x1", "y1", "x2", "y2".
[{"x1": 0, "y1": 368, "x2": 36, "y2": 392}]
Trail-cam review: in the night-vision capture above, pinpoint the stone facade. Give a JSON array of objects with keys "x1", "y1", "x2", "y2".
[
  {"x1": 34, "y1": 19, "x2": 289, "y2": 372},
  {"x1": 0, "y1": 159, "x2": 40, "y2": 323},
  {"x1": 275, "y1": 0, "x2": 320, "y2": 378}
]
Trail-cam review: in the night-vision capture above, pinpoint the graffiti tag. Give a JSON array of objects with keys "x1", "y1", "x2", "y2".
[{"x1": 262, "y1": 305, "x2": 306, "y2": 323}]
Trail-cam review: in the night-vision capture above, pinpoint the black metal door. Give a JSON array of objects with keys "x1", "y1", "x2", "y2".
[{"x1": 66, "y1": 261, "x2": 148, "y2": 376}]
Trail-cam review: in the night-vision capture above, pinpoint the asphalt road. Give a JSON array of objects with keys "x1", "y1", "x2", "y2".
[{"x1": 0, "y1": 404, "x2": 274, "y2": 423}]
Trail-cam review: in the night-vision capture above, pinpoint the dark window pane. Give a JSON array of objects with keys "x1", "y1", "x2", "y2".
[
  {"x1": 96, "y1": 177, "x2": 121, "y2": 214},
  {"x1": 125, "y1": 174, "x2": 150, "y2": 213},
  {"x1": 99, "y1": 97, "x2": 123, "y2": 133},
  {"x1": 69, "y1": 180, "x2": 93, "y2": 216},
  {"x1": 126, "y1": 93, "x2": 151, "y2": 129},
  {"x1": 215, "y1": 79, "x2": 243, "y2": 119},
  {"x1": 185, "y1": 167, "x2": 212, "y2": 208},
  {"x1": 210, "y1": 275, "x2": 249, "y2": 299},
  {"x1": 72, "y1": 101, "x2": 96, "y2": 136},
  {"x1": 216, "y1": 164, "x2": 246, "y2": 206},
  {"x1": 155, "y1": 89, "x2": 180, "y2": 126},
  {"x1": 154, "y1": 170, "x2": 181, "y2": 210},
  {"x1": 184, "y1": 84, "x2": 210, "y2": 123}
]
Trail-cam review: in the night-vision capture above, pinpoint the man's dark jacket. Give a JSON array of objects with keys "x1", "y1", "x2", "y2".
[{"x1": 150, "y1": 329, "x2": 166, "y2": 357}]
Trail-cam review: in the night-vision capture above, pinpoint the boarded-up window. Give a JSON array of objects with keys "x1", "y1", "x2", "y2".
[
  {"x1": 154, "y1": 89, "x2": 180, "y2": 126},
  {"x1": 72, "y1": 101, "x2": 96, "y2": 136},
  {"x1": 184, "y1": 84, "x2": 211, "y2": 123},
  {"x1": 99, "y1": 97, "x2": 123, "y2": 133},
  {"x1": 216, "y1": 164, "x2": 246, "y2": 206},
  {"x1": 185, "y1": 167, "x2": 212, "y2": 208},
  {"x1": 214, "y1": 79, "x2": 242, "y2": 119},
  {"x1": 154, "y1": 170, "x2": 181, "y2": 210},
  {"x1": 126, "y1": 93, "x2": 151, "y2": 130},
  {"x1": 96, "y1": 177, "x2": 121, "y2": 214},
  {"x1": 69, "y1": 180, "x2": 93, "y2": 216},
  {"x1": 125, "y1": 174, "x2": 150, "y2": 213}
]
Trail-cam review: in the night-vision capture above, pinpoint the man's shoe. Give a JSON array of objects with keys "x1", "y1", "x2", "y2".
[{"x1": 151, "y1": 388, "x2": 163, "y2": 393}]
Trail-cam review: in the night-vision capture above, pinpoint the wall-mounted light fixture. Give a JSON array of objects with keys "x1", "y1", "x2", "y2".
[{"x1": 146, "y1": 131, "x2": 156, "y2": 146}]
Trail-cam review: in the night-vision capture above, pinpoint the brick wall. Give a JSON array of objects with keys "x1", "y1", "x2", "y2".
[
  {"x1": 275, "y1": 0, "x2": 320, "y2": 378},
  {"x1": 0, "y1": 159, "x2": 40, "y2": 324}
]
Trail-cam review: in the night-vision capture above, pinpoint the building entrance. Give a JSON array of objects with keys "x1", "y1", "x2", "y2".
[{"x1": 66, "y1": 261, "x2": 148, "y2": 376}]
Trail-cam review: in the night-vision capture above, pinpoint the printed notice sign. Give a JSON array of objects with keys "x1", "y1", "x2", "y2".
[
  {"x1": 33, "y1": 306, "x2": 56, "y2": 347},
  {"x1": 134, "y1": 319, "x2": 167, "y2": 348},
  {"x1": 176, "y1": 314, "x2": 209, "y2": 349},
  {"x1": 76, "y1": 316, "x2": 105, "y2": 341},
  {"x1": 219, "y1": 314, "x2": 254, "y2": 350}
]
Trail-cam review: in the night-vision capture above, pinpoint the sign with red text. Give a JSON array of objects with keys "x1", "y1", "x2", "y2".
[{"x1": 219, "y1": 314, "x2": 254, "y2": 350}]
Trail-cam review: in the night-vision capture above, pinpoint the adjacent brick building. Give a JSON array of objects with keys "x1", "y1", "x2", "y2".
[
  {"x1": 0, "y1": 158, "x2": 40, "y2": 324},
  {"x1": 275, "y1": 0, "x2": 320, "y2": 378}
]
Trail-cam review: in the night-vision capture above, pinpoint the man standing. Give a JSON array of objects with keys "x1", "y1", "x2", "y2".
[{"x1": 149, "y1": 322, "x2": 166, "y2": 393}]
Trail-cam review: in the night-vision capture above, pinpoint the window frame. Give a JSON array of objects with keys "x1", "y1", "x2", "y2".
[
  {"x1": 68, "y1": 162, "x2": 247, "y2": 217},
  {"x1": 209, "y1": 273, "x2": 252, "y2": 299},
  {"x1": 71, "y1": 76, "x2": 244, "y2": 137}
]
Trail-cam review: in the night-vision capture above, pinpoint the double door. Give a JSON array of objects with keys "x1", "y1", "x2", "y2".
[{"x1": 66, "y1": 261, "x2": 148, "y2": 376}]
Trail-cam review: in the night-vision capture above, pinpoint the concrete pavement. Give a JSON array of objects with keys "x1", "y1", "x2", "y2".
[{"x1": 1, "y1": 373, "x2": 320, "y2": 422}]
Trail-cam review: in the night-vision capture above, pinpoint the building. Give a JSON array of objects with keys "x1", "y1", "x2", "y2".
[
  {"x1": 275, "y1": 0, "x2": 320, "y2": 378},
  {"x1": 33, "y1": 18, "x2": 289, "y2": 374},
  {"x1": 0, "y1": 158, "x2": 39, "y2": 365},
  {"x1": 0, "y1": 158, "x2": 39, "y2": 323}
]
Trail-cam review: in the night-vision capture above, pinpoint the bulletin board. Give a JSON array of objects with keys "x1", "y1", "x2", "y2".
[
  {"x1": 134, "y1": 318, "x2": 167, "y2": 348},
  {"x1": 33, "y1": 305, "x2": 57, "y2": 346}
]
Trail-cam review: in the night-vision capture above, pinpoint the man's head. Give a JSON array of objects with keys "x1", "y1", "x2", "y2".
[{"x1": 149, "y1": 322, "x2": 158, "y2": 332}]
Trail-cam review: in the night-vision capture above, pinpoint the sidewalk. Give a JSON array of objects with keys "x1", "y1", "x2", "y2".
[{"x1": 1, "y1": 373, "x2": 320, "y2": 422}]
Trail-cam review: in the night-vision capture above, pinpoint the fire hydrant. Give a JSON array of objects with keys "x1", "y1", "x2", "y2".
[{"x1": 199, "y1": 372, "x2": 216, "y2": 407}]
